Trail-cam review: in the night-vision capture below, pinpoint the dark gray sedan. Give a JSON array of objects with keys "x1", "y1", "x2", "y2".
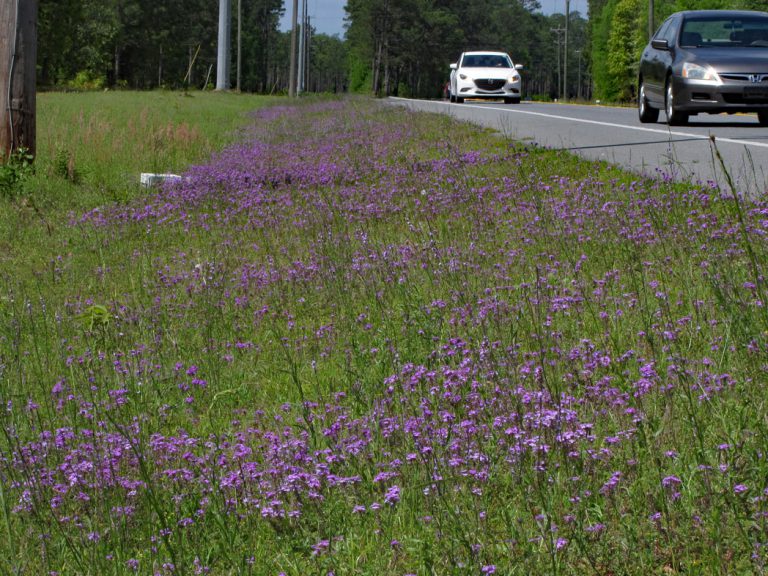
[{"x1": 638, "y1": 10, "x2": 768, "y2": 125}]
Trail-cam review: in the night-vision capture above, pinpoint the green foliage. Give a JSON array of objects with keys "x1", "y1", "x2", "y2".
[
  {"x1": 67, "y1": 70, "x2": 107, "y2": 91},
  {"x1": 673, "y1": 0, "x2": 731, "y2": 10},
  {"x1": 53, "y1": 148, "x2": 83, "y2": 185},
  {"x1": 344, "y1": 0, "x2": 584, "y2": 99},
  {"x1": 590, "y1": 0, "x2": 616, "y2": 101},
  {"x1": 0, "y1": 148, "x2": 35, "y2": 199},
  {"x1": 38, "y1": 0, "x2": 288, "y2": 92},
  {"x1": 347, "y1": 53, "x2": 372, "y2": 94},
  {"x1": 591, "y1": 0, "x2": 647, "y2": 102},
  {"x1": 37, "y1": 0, "x2": 768, "y2": 102},
  {"x1": 309, "y1": 35, "x2": 348, "y2": 93},
  {"x1": 76, "y1": 304, "x2": 111, "y2": 330},
  {"x1": 606, "y1": 0, "x2": 643, "y2": 101},
  {"x1": 239, "y1": 0, "x2": 286, "y2": 92}
]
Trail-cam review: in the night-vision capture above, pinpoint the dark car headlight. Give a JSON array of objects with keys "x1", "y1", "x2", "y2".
[{"x1": 682, "y1": 62, "x2": 721, "y2": 84}]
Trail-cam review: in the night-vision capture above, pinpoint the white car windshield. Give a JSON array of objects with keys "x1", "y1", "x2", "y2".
[{"x1": 461, "y1": 55, "x2": 511, "y2": 68}]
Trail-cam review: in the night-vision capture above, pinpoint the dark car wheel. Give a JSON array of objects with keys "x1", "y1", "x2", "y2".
[
  {"x1": 504, "y1": 97, "x2": 520, "y2": 104},
  {"x1": 759, "y1": 110, "x2": 768, "y2": 126},
  {"x1": 456, "y1": 97, "x2": 465, "y2": 104},
  {"x1": 638, "y1": 81, "x2": 659, "y2": 123},
  {"x1": 665, "y1": 79, "x2": 688, "y2": 126},
  {"x1": 449, "y1": 93, "x2": 456, "y2": 103}
]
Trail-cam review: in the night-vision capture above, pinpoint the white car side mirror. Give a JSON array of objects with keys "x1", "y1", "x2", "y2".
[
  {"x1": 515, "y1": 64, "x2": 524, "y2": 70},
  {"x1": 450, "y1": 63, "x2": 457, "y2": 70}
]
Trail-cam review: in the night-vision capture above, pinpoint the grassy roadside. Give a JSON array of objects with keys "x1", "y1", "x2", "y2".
[
  {"x1": 1, "y1": 93, "x2": 767, "y2": 575},
  {"x1": 2, "y1": 90, "x2": 277, "y2": 280}
]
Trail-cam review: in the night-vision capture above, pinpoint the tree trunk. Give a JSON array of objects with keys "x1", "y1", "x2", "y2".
[
  {"x1": 114, "y1": 44, "x2": 121, "y2": 85},
  {"x1": 383, "y1": 38, "x2": 390, "y2": 96},
  {"x1": 373, "y1": 40, "x2": 382, "y2": 95},
  {"x1": 158, "y1": 45, "x2": 163, "y2": 87}
]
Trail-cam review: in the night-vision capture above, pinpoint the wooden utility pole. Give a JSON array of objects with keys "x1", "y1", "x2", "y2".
[
  {"x1": 551, "y1": 26, "x2": 564, "y2": 100},
  {"x1": 649, "y1": 0, "x2": 655, "y2": 40},
  {"x1": 297, "y1": 0, "x2": 305, "y2": 95},
  {"x1": 236, "y1": 0, "x2": 242, "y2": 92},
  {"x1": 289, "y1": 0, "x2": 298, "y2": 97},
  {"x1": 564, "y1": 0, "x2": 570, "y2": 101},
  {"x1": 216, "y1": 0, "x2": 231, "y2": 90},
  {"x1": 0, "y1": 0, "x2": 37, "y2": 159}
]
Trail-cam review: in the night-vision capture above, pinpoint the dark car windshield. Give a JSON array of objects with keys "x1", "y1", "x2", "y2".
[
  {"x1": 461, "y1": 55, "x2": 511, "y2": 68},
  {"x1": 680, "y1": 16, "x2": 768, "y2": 47}
]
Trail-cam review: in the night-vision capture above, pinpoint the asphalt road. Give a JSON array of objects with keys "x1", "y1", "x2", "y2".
[{"x1": 389, "y1": 97, "x2": 768, "y2": 195}]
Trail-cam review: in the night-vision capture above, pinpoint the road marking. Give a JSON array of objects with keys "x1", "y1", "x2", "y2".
[{"x1": 390, "y1": 97, "x2": 768, "y2": 151}]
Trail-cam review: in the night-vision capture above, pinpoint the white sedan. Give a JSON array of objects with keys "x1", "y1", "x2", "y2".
[{"x1": 449, "y1": 51, "x2": 523, "y2": 104}]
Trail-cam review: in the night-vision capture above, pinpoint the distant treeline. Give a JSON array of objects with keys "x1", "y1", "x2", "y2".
[
  {"x1": 37, "y1": 0, "x2": 589, "y2": 100},
  {"x1": 38, "y1": 0, "x2": 346, "y2": 93},
  {"x1": 344, "y1": 0, "x2": 589, "y2": 100},
  {"x1": 40, "y1": 0, "x2": 763, "y2": 102}
]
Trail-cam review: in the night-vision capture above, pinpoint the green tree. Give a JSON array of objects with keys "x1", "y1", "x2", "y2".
[
  {"x1": 606, "y1": 0, "x2": 643, "y2": 101},
  {"x1": 591, "y1": 0, "x2": 645, "y2": 102},
  {"x1": 309, "y1": 34, "x2": 348, "y2": 93},
  {"x1": 240, "y1": 0, "x2": 284, "y2": 92},
  {"x1": 38, "y1": 0, "x2": 269, "y2": 90},
  {"x1": 344, "y1": 0, "x2": 559, "y2": 99}
]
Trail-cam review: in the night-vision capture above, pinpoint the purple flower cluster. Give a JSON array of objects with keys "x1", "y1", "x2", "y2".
[{"x1": 5, "y1": 99, "x2": 768, "y2": 573}]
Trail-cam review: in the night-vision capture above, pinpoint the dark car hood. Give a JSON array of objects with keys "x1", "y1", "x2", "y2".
[{"x1": 681, "y1": 47, "x2": 768, "y2": 72}]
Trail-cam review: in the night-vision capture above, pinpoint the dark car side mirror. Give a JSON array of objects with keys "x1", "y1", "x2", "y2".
[{"x1": 651, "y1": 38, "x2": 670, "y2": 50}]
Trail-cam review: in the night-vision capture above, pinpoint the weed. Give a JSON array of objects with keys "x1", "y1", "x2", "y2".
[
  {"x1": 0, "y1": 148, "x2": 34, "y2": 199},
  {"x1": 53, "y1": 147, "x2": 83, "y2": 184}
]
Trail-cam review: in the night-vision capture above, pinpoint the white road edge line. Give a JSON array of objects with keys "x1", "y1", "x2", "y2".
[{"x1": 389, "y1": 97, "x2": 768, "y2": 151}]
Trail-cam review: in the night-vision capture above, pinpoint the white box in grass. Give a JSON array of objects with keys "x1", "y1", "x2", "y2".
[{"x1": 140, "y1": 173, "x2": 182, "y2": 188}]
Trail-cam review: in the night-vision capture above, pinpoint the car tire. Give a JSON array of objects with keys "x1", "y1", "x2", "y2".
[
  {"x1": 758, "y1": 110, "x2": 768, "y2": 126},
  {"x1": 456, "y1": 97, "x2": 464, "y2": 104},
  {"x1": 449, "y1": 93, "x2": 455, "y2": 103},
  {"x1": 665, "y1": 78, "x2": 688, "y2": 126},
  {"x1": 504, "y1": 97, "x2": 520, "y2": 104},
  {"x1": 638, "y1": 81, "x2": 659, "y2": 123}
]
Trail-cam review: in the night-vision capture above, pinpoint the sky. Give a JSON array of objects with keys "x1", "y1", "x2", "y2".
[{"x1": 280, "y1": 0, "x2": 589, "y2": 38}]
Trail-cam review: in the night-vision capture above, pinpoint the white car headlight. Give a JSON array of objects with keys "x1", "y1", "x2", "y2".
[
  {"x1": 459, "y1": 74, "x2": 468, "y2": 80},
  {"x1": 507, "y1": 74, "x2": 520, "y2": 83},
  {"x1": 682, "y1": 62, "x2": 721, "y2": 83}
]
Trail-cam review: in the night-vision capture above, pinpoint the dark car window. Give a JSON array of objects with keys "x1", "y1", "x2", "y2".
[
  {"x1": 681, "y1": 15, "x2": 768, "y2": 47},
  {"x1": 461, "y1": 55, "x2": 510, "y2": 68},
  {"x1": 653, "y1": 18, "x2": 673, "y2": 42},
  {"x1": 662, "y1": 17, "x2": 679, "y2": 45}
]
